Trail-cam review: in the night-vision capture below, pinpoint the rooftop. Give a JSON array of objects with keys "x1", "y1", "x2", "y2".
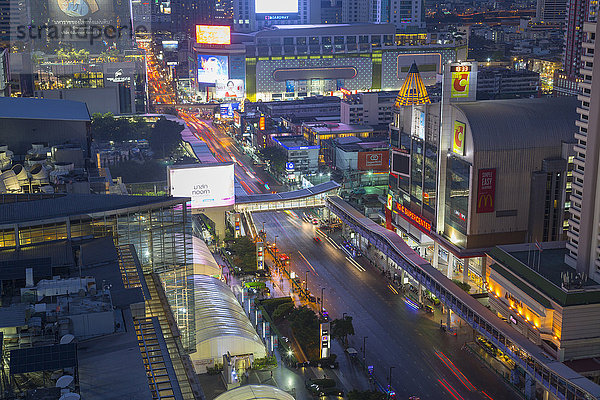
[
  {"x1": 488, "y1": 243, "x2": 600, "y2": 307},
  {"x1": 0, "y1": 194, "x2": 188, "y2": 226},
  {"x1": 0, "y1": 97, "x2": 90, "y2": 122},
  {"x1": 272, "y1": 135, "x2": 318, "y2": 150},
  {"x1": 453, "y1": 96, "x2": 577, "y2": 152},
  {"x1": 306, "y1": 122, "x2": 374, "y2": 134}
]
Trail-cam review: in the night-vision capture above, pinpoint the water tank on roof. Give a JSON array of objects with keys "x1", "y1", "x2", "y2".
[
  {"x1": 0, "y1": 144, "x2": 8, "y2": 152},
  {"x1": 52, "y1": 162, "x2": 74, "y2": 175},
  {"x1": 26, "y1": 155, "x2": 47, "y2": 167},
  {"x1": 0, "y1": 151, "x2": 12, "y2": 170}
]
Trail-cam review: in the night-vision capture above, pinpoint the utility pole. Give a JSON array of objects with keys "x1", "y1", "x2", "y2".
[{"x1": 363, "y1": 336, "x2": 368, "y2": 366}]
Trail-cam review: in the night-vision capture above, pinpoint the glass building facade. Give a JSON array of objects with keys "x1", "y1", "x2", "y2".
[{"x1": 0, "y1": 197, "x2": 191, "y2": 274}]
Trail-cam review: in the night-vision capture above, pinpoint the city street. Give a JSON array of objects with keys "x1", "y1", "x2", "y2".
[
  {"x1": 178, "y1": 111, "x2": 282, "y2": 194},
  {"x1": 252, "y1": 209, "x2": 520, "y2": 400}
]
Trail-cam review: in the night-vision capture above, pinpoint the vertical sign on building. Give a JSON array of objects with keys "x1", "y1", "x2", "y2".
[
  {"x1": 320, "y1": 322, "x2": 331, "y2": 358},
  {"x1": 259, "y1": 115, "x2": 266, "y2": 130},
  {"x1": 386, "y1": 193, "x2": 393, "y2": 210},
  {"x1": 450, "y1": 64, "x2": 472, "y2": 98},
  {"x1": 476, "y1": 169, "x2": 496, "y2": 213},
  {"x1": 234, "y1": 213, "x2": 241, "y2": 238},
  {"x1": 452, "y1": 121, "x2": 466, "y2": 156},
  {"x1": 256, "y1": 241, "x2": 265, "y2": 270}
]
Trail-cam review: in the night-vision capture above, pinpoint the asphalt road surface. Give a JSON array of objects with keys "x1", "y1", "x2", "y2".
[{"x1": 252, "y1": 209, "x2": 519, "y2": 400}]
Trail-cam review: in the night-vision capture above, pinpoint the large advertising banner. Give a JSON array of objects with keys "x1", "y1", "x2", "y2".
[
  {"x1": 391, "y1": 150, "x2": 410, "y2": 177},
  {"x1": 451, "y1": 65, "x2": 471, "y2": 98},
  {"x1": 168, "y1": 163, "x2": 235, "y2": 208},
  {"x1": 215, "y1": 79, "x2": 245, "y2": 98},
  {"x1": 255, "y1": 0, "x2": 298, "y2": 14},
  {"x1": 452, "y1": 121, "x2": 466, "y2": 156},
  {"x1": 358, "y1": 151, "x2": 389, "y2": 171},
  {"x1": 476, "y1": 168, "x2": 496, "y2": 213},
  {"x1": 220, "y1": 103, "x2": 239, "y2": 118},
  {"x1": 412, "y1": 109, "x2": 425, "y2": 140},
  {"x1": 195, "y1": 25, "x2": 231, "y2": 45},
  {"x1": 198, "y1": 55, "x2": 228, "y2": 84}
]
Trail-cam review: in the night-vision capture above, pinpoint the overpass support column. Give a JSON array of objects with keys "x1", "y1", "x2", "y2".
[
  {"x1": 418, "y1": 284, "x2": 423, "y2": 304},
  {"x1": 446, "y1": 251, "x2": 454, "y2": 279},
  {"x1": 524, "y1": 373, "x2": 535, "y2": 399},
  {"x1": 446, "y1": 308, "x2": 452, "y2": 328},
  {"x1": 432, "y1": 241, "x2": 439, "y2": 271},
  {"x1": 463, "y1": 258, "x2": 469, "y2": 285}
]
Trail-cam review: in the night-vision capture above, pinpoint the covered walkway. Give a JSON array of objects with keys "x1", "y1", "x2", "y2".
[{"x1": 326, "y1": 195, "x2": 600, "y2": 400}]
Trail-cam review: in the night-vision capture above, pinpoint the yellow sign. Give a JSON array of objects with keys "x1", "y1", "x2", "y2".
[
  {"x1": 387, "y1": 193, "x2": 393, "y2": 210},
  {"x1": 451, "y1": 71, "x2": 470, "y2": 98},
  {"x1": 453, "y1": 121, "x2": 466, "y2": 155}
]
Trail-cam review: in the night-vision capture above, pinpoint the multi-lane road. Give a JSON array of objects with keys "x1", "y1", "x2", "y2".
[
  {"x1": 253, "y1": 209, "x2": 517, "y2": 400},
  {"x1": 178, "y1": 110, "x2": 281, "y2": 194}
]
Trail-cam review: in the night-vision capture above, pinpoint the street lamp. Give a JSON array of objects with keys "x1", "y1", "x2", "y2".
[
  {"x1": 363, "y1": 336, "x2": 368, "y2": 366},
  {"x1": 321, "y1": 287, "x2": 325, "y2": 312},
  {"x1": 305, "y1": 270, "x2": 308, "y2": 293},
  {"x1": 388, "y1": 366, "x2": 395, "y2": 398}
]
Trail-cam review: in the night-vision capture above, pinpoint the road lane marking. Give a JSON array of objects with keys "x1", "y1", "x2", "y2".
[
  {"x1": 298, "y1": 251, "x2": 317, "y2": 275},
  {"x1": 388, "y1": 284, "x2": 399, "y2": 295},
  {"x1": 345, "y1": 256, "x2": 366, "y2": 272}
]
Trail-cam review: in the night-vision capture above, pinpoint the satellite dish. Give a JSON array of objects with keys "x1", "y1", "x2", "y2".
[
  {"x1": 56, "y1": 375, "x2": 74, "y2": 388},
  {"x1": 59, "y1": 393, "x2": 80, "y2": 400},
  {"x1": 60, "y1": 334, "x2": 75, "y2": 344}
]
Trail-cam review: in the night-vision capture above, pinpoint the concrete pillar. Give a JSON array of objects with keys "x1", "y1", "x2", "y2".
[
  {"x1": 510, "y1": 369, "x2": 520, "y2": 387},
  {"x1": 463, "y1": 258, "x2": 469, "y2": 285},
  {"x1": 447, "y1": 251, "x2": 454, "y2": 279},
  {"x1": 446, "y1": 308, "x2": 452, "y2": 328},
  {"x1": 418, "y1": 284, "x2": 423, "y2": 303},
  {"x1": 432, "y1": 241, "x2": 439, "y2": 271},
  {"x1": 524, "y1": 373, "x2": 535, "y2": 400}
]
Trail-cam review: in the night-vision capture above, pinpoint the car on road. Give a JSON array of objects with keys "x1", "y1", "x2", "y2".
[
  {"x1": 305, "y1": 378, "x2": 343, "y2": 398},
  {"x1": 312, "y1": 218, "x2": 320, "y2": 225}
]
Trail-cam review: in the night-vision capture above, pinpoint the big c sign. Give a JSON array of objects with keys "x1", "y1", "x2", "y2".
[
  {"x1": 451, "y1": 65, "x2": 471, "y2": 98},
  {"x1": 358, "y1": 151, "x2": 388, "y2": 171},
  {"x1": 453, "y1": 121, "x2": 466, "y2": 155},
  {"x1": 476, "y1": 168, "x2": 496, "y2": 213}
]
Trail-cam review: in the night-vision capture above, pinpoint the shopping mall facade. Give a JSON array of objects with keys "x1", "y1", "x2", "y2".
[
  {"x1": 387, "y1": 62, "x2": 577, "y2": 294},
  {"x1": 192, "y1": 23, "x2": 467, "y2": 102}
]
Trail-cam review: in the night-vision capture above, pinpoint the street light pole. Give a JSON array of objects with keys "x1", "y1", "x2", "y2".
[
  {"x1": 305, "y1": 270, "x2": 308, "y2": 294},
  {"x1": 388, "y1": 366, "x2": 395, "y2": 399},
  {"x1": 321, "y1": 287, "x2": 325, "y2": 313},
  {"x1": 363, "y1": 336, "x2": 368, "y2": 366}
]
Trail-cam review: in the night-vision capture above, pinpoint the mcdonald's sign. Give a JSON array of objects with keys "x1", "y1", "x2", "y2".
[
  {"x1": 453, "y1": 121, "x2": 466, "y2": 155},
  {"x1": 476, "y1": 168, "x2": 496, "y2": 213}
]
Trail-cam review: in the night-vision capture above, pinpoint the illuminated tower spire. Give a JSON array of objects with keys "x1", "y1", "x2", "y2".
[{"x1": 395, "y1": 62, "x2": 431, "y2": 107}]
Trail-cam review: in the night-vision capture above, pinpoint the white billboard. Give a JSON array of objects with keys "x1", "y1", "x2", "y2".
[
  {"x1": 255, "y1": 0, "x2": 298, "y2": 14},
  {"x1": 216, "y1": 79, "x2": 245, "y2": 99},
  {"x1": 168, "y1": 163, "x2": 235, "y2": 208}
]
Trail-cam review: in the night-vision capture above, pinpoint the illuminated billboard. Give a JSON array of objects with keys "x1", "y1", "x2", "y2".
[
  {"x1": 358, "y1": 151, "x2": 388, "y2": 171},
  {"x1": 450, "y1": 65, "x2": 471, "y2": 99},
  {"x1": 162, "y1": 40, "x2": 178, "y2": 51},
  {"x1": 220, "y1": 103, "x2": 240, "y2": 118},
  {"x1": 452, "y1": 121, "x2": 466, "y2": 155},
  {"x1": 215, "y1": 79, "x2": 245, "y2": 99},
  {"x1": 196, "y1": 25, "x2": 231, "y2": 45},
  {"x1": 476, "y1": 169, "x2": 496, "y2": 213},
  {"x1": 197, "y1": 55, "x2": 228, "y2": 84},
  {"x1": 168, "y1": 163, "x2": 235, "y2": 208},
  {"x1": 255, "y1": 0, "x2": 298, "y2": 14}
]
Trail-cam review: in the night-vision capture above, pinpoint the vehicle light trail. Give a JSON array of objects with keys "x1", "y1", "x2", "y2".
[
  {"x1": 388, "y1": 284, "x2": 399, "y2": 295},
  {"x1": 435, "y1": 351, "x2": 477, "y2": 391},
  {"x1": 438, "y1": 379, "x2": 464, "y2": 400},
  {"x1": 345, "y1": 256, "x2": 366, "y2": 272}
]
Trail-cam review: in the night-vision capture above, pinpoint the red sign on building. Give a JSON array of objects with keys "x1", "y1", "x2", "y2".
[
  {"x1": 358, "y1": 151, "x2": 389, "y2": 171},
  {"x1": 476, "y1": 168, "x2": 496, "y2": 213},
  {"x1": 394, "y1": 202, "x2": 432, "y2": 232}
]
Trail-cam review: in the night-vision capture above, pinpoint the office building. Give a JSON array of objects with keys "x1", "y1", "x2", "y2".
[
  {"x1": 234, "y1": 0, "x2": 320, "y2": 32},
  {"x1": 340, "y1": 91, "x2": 396, "y2": 125},
  {"x1": 565, "y1": 21, "x2": 600, "y2": 283},
  {"x1": 341, "y1": 0, "x2": 424, "y2": 29},
  {"x1": 272, "y1": 135, "x2": 320, "y2": 174},
  {"x1": 536, "y1": 0, "x2": 568, "y2": 23},
  {"x1": 476, "y1": 68, "x2": 540, "y2": 99}
]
